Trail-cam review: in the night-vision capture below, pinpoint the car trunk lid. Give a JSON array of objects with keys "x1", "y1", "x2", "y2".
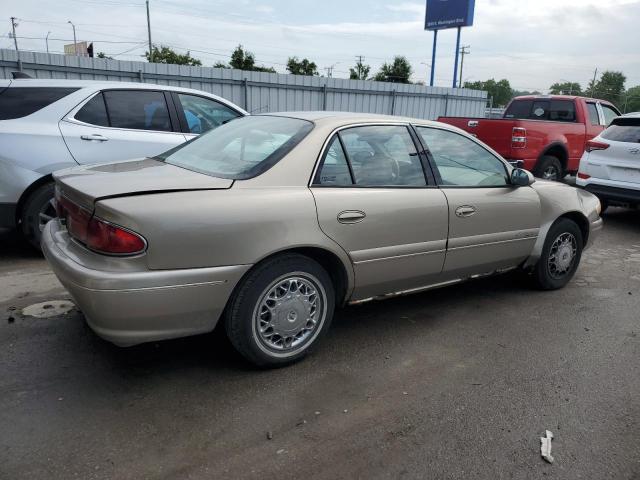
[{"x1": 53, "y1": 157, "x2": 233, "y2": 209}]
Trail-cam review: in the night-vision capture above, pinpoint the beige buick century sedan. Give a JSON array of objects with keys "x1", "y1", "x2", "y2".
[{"x1": 42, "y1": 112, "x2": 603, "y2": 367}]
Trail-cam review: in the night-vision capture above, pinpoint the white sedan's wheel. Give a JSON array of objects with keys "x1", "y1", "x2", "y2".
[{"x1": 225, "y1": 254, "x2": 335, "y2": 367}]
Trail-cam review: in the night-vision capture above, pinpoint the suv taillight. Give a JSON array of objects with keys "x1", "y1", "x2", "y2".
[
  {"x1": 512, "y1": 127, "x2": 526, "y2": 149},
  {"x1": 586, "y1": 140, "x2": 610, "y2": 152},
  {"x1": 55, "y1": 190, "x2": 146, "y2": 255}
]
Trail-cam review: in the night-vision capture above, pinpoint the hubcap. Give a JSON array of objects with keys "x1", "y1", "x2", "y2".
[
  {"x1": 253, "y1": 273, "x2": 326, "y2": 354},
  {"x1": 38, "y1": 197, "x2": 57, "y2": 232},
  {"x1": 542, "y1": 166, "x2": 559, "y2": 181},
  {"x1": 548, "y1": 232, "x2": 577, "y2": 279}
]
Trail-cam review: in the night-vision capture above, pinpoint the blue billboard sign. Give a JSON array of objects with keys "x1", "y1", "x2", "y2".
[{"x1": 425, "y1": 0, "x2": 475, "y2": 31}]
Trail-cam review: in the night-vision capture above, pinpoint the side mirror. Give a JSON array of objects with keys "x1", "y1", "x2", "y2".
[{"x1": 511, "y1": 168, "x2": 535, "y2": 187}]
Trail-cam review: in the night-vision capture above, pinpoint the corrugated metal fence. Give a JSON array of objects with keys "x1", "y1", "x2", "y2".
[{"x1": 0, "y1": 49, "x2": 487, "y2": 119}]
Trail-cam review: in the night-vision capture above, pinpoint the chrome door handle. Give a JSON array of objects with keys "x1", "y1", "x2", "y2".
[
  {"x1": 81, "y1": 134, "x2": 109, "y2": 142},
  {"x1": 337, "y1": 210, "x2": 366, "y2": 224},
  {"x1": 455, "y1": 205, "x2": 476, "y2": 217}
]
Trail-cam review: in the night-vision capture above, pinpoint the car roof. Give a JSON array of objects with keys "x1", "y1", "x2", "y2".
[
  {"x1": 262, "y1": 111, "x2": 446, "y2": 128},
  {"x1": 0, "y1": 78, "x2": 248, "y2": 114}
]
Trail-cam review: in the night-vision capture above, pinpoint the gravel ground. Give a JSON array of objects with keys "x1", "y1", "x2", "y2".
[{"x1": 1, "y1": 208, "x2": 639, "y2": 479}]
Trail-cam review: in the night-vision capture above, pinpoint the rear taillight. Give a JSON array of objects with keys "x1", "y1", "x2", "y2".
[
  {"x1": 577, "y1": 172, "x2": 591, "y2": 180},
  {"x1": 86, "y1": 218, "x2": 146, "y2": 255},
  {"x1": 56, "y1": 192, "x2": 146, "y2": 255},
  {"x1": 586, "y1": 140, "x2": 610, "y2": 152},
  {"x1": 56, "y1": 194, "x2": 92, "y2": 241},
  {"x1": 512, "y1": 127, "x2": 526, "y2": 149}
]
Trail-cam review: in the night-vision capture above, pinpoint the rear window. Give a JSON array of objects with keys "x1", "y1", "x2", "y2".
[
  {"x1": 0, "y1": 87, "x2": 79, "y2": 120},
  {"x1": 504, "y1": 99, "x2": 576, "y2": 122},
  {"x1": 159, "y1": 115, "x2": 313, "y2": 180},
  {"x1": 601, "y1": 118, "x2": 640, "y2": 143}
]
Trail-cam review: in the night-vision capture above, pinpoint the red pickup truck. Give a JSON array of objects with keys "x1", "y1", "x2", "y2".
[{"x1": 438, "y1": 95, "x2": 621, "y2": 180}]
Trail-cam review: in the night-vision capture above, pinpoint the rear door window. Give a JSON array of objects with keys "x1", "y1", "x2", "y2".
[
  {"x1": 74, "y1": 92, "x2": 109, "y2": 126},
  {"x1": 339, "y1": 125, "x2": 426, "y2": 187},
  {"x1": 0, "y1": 87, "x2": 79, "y2": 120},
  {"x1": 103, "y1": 90, "x2": 172, "y2": 131},
  {"x1": 176, "y1": 93, "x2": 240, "y2": 134},
  {"x1": 315, "y1": 136, "x2": 353, "y2": 186}
]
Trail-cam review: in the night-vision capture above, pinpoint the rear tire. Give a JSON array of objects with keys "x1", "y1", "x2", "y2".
[
  {"x1": 20, "y1": 181, "x2": 56, "y2": 251},
  {"x1": 534, "y1": 156, "x2": 563, "y2": 181},
  {"x1": 225, "y1": 253, "x2": 335, "y2": 368},
  {"x1": 531, "y1": 218, "x2": 583, "y2": 290}
]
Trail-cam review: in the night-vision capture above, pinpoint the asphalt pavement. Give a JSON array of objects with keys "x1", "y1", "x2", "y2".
[{"x1": 1, "y1": 209, "x2": 639, "y2": 479}]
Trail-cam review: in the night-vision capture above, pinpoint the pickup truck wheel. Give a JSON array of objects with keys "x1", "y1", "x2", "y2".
[
  {"x1": 531, "y1": 218, "x2": 583, "y2": 290},
  {"x1": 225, "y1": 253, "x2": 335, "y2": 368},
  {"x1": 534, "y1": 156, "x2": 563, "y2": 181},
  {"x1": 20, "y1": 181, "x2": 56, "y2": 251}
]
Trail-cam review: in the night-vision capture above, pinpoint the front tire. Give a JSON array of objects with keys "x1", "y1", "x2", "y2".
[
  {"x1": 225, "y1": 254, "x2": 335, "y2": 368},
  {"x1": 531, "y1": 218, "x2": 583, "y2": 290},
  {"x1": 534, "y1": 156, "x2": 563, "y2": 181},
  {"x1": 20, "y1": 181, "x2": 56, "y2": 251}
]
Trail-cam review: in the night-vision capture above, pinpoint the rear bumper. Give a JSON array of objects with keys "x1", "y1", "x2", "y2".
[
  {"x1": 0, "y1": 203, "x2": 16, "y2": 229},
  {"x1": 41, "y1": 221, "x2": 251, "y2": 346},
  {"x1": 583, "y1": 183, "x2": 640, "y2": 205}
]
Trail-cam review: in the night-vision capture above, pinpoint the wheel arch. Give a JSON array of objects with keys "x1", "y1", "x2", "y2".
[
  {"x1": 538, "y1": 142, "x2": 569, "y2": 171},
  {"x1": 557, "y1": 210, "x2": 590, "y2": 247},
  {"x1": 231, "y1": 246, "x2": 353, "y2": 308},
  {"x1": 15, "y1": 174, "x2": 54, "y2": 226}
]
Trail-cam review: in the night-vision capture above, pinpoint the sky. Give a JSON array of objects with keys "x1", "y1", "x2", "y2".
[{"x1": 3, "y1": 0, "x2": 640, "y2": 92}]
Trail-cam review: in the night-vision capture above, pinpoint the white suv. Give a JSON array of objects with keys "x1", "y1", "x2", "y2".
[
  {"x1": 576, "y1": 114, "x2": 640, "y2": 212},
  {"x1": 0, "y1": 79, "x2": 247, "y2": 248}
]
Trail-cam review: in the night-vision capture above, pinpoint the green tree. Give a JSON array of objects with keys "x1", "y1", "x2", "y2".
[
  {"x1": 96, "y1": 51, "x2": 113, "y2": 60},
  {"x1": 549, "y1": 81, "x2": 582, "y2": 95},
  {"x1": 145, "y1": 45, "x2": 201, "y2": 66},
  {"x1": 212, "y1": 46, "x2": 275, "y2": 72},
  {"x1": 589, "y1": 71, "x2": 626, "y2": 107},
  {"x1": 225, "y1": 45, "x2": 276, "y2": 72},
  {"x1": 373, "y1": 56, "x2": 412, "y2": 83},
  {"x1": 623, "y1": 85, "x2": 640, "y2": 113},
  {"x1": 286, "y1": 57, "x2": 318, "y2": 76},
  {"x1": 464, "y1": 78, "x2": 513, "y2": 107},
  {"x1": 349, "y1": 59, "x2": 370, "y2": 80}
]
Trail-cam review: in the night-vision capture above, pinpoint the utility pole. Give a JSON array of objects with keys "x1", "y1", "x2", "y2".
[
  {"x1": 355, "y1": 55, "x2": 365, "y2": 79},
  {"x1": 458, "y1": 45, "x2": 470, "y2": 88},
  {"x1": 590, "y1": 68, "x2": 598, "y2": 97},
  {"x1": 146, "y1": 0, "x2": 153, "y2": 62},
  {"x1": 10, "y1": 17, "x2": 20, "y2": 69},
  {"x1": 68, "y1": 21, "x2": 77, "y2": 55},
  {"x1": 45, "y1": 31, "x2": 51, "y2": 53}
]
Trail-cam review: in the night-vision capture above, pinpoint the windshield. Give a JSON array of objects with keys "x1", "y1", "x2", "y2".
[{"x1": 158, "y1": 115, "x2": 313, "y2": 179}]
